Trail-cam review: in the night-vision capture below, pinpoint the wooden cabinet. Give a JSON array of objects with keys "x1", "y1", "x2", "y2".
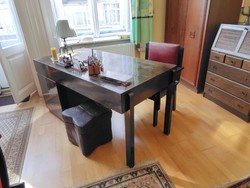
[
  {"x1": 204, "y1": 24, "x2": 250, "y2": 122},
  {"x1": 165, "y1": 0, "x2": 242, "y2": 92}
]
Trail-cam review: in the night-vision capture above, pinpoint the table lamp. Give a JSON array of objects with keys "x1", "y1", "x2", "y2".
[{"x1": 55, "y1": 19, "x2": 76, "y2": 54}]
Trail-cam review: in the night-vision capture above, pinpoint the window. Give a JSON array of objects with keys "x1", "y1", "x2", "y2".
[
  {"x1": 0, "y1": 0, "x2": 21, "y2": 48},
  {"x1": 52, "y1": 0, "x2": 131, "y2": 39}
]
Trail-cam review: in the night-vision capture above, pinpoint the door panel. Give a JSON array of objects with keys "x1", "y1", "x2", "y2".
[
  {"x1": 0, "y1": 43, "x2": 36, "y2": 103},
  {"x1": 180, "y1": 0, "x2": 208, "y2": 86},
  {"x1": 0, "y1": 0, "x2": 36, "y2": 103},
  {"x1": 165, "y1": 0, "x2": 208, "y2": 87},
  {"x1": 165, "y1": 0, "x2": 188, "y2": 46}
]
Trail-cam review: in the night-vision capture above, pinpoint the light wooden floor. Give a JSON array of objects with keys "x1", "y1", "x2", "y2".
[{"x1": 0, "y1": 84, "x2": 249, "y2": 188}]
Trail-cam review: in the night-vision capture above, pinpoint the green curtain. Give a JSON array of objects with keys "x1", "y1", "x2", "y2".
[{"x1": 131, "y1": 0, "x2": 153, "y2": 44}]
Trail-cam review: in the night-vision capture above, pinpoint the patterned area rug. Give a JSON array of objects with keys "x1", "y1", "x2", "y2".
[
  {"x1": 79, "y1": 161, "x2": 175, "y2": 188},
  {"x1": 0, "y1": 108, "x2": 33, "y2": 184},
  {"x1": 217, "y1": 175, "x2": 250, "y2": 188}
]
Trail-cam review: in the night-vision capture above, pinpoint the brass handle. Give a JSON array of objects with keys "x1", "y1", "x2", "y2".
[
  {"x1": 189, "y1": 31, "x2": 196, "y2": 38},
  {"x1": 212, "y1": 65, "x2": 218, "y2": 71},
  {"x1": 210, "y1": 78, "x2": 215, "y2": 82},
  {"x1": 237, "y1": 104, "x2": 243, "y2": 110},
  {"x1": 207, "y1": 89, "x2": 213, "y2": 93},
  {"x1": 241, "y1": 91, "x2": 248, "y2": 97},
  {"x1": 230, "y1": 60, "x2": 236, "y2": 65},
  {"x1": 214, "y1": 56, "x2": 219, "y2": 60}
]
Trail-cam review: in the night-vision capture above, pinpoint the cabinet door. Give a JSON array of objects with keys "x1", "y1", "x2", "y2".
[
  {"x1": 165, "y1": 0, "x2": 208, "y2": 87},
  {"x1": 165, "y1": 0, "x2": 188, "y2": 46},
  {"x1": 181, "y1": 0, "x2": 208, "y2": 87}
]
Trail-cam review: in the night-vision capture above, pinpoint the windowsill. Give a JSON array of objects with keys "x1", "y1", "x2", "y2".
[{"x1": 67, "y1": 35, "x2": 131, "y2": 48}]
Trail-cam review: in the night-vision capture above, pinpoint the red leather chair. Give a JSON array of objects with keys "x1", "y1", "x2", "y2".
[
  {"x1": 0, "y1": 134, "x2": 25, "y2": 188},
  {"x1": 145, "y1": 42, "x2": 184, "y2": 131}
]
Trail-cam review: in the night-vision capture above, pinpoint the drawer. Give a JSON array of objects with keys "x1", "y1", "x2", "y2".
[
  {"x1": 224, "y1": 55, "x2": 243, "y2": 68},
  {"x1": 242, "y1": 60, "x2": 250, "y2": 71},
  {"x1": 204, "y1": 84, "x2": 250, "y2": 115},
  {"x1": 208, "y1": 60, "x2": 250, "y2": 87},
  {"x1": 206, "y1": 72, "x2": 250, "y2": 102},
  {"x1": 210, "y1": 51, "x2": 225, "y2": 62},
  {"x1": 37, "y1": 74, "x2": 62, "y2": 120}
]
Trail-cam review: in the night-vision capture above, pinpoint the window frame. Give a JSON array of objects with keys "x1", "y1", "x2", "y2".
[
  {"x1": 51, "y1": 0, "x2": 131, "y2": 41},
  {"x1": 0, "y1": 0, "x2": 23, "y2": 49}
]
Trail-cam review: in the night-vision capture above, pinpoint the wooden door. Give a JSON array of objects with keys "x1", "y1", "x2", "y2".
[
  {"x1": 165, "y1": 0, "x2": 209, "y2": 87},
  {"x1": 165, "y1": 0, "x2": 188, "y2": 46},
  {"x1": 180, "y1": 0, "x2": 208, "y2": 87}
]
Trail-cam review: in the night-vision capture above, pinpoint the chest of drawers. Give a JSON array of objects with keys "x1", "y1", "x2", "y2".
[{"x1": 204, "y1": 24, "x2": 250, "y2": 122}]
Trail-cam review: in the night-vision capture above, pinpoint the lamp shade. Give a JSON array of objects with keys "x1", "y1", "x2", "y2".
[{"x1": 55, "y1": 19, "x2": 76, "y2": 39}]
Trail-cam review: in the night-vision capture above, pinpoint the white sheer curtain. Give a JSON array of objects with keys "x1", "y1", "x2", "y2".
[{"x1": 12, "y1": 0, "x2": 53, "y2": 96}]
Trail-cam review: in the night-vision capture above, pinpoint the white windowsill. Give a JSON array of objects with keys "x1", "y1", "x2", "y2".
[{"x1": 67, "y1": 35, "x2": 131, "y2": 48}]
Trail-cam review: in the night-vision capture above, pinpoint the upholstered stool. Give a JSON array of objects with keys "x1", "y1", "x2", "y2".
[{"x1": 62, "y1": 100, "x2": 112, "y2": 156}]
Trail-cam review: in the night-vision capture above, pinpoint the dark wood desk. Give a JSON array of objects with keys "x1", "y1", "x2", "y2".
[{"x1": 34, "y1": 48, "x2": 176, "y2": 167}]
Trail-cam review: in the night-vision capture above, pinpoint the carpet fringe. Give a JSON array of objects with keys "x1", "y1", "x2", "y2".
[
  {"x1": 113, "y1": 159, "x2": 158, "y2": 174},
  {"x1": 76, "y1": 160, "x2": 175, "y2": 188}
]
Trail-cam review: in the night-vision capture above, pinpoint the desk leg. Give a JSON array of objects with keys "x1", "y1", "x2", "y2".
[
  {"x1": 164, "y1": 83, "x2": 174, "y2": 135},
  {"x1": 125, "y1": 93, "x2": 135, "y2": 168}
]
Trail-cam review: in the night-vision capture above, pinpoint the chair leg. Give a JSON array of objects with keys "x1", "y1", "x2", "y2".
[
  {"x1": 172, "y1": 86, "x2": 177, "y2": 111},
  {"x1": 164, "y1": 83, "x2": 174, "y2": 135},
  {"x1": 153, "y1": 92, "x2": 161, "y2": 127}
]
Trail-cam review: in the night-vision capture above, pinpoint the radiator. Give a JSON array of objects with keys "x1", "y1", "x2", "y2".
[{"x1": 93, "y1": 43, "x2": 135, "y2": 57}]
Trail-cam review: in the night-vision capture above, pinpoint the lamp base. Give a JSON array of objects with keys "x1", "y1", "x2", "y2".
[
  {"x1": 59, "y1": 45, "x2": 74, "y2": 55},
  {"x1": 59, "y1": 38, "x2": 74, "y2": 55}
]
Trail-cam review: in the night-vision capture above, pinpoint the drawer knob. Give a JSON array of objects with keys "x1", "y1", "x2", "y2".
[
  {"x1": 208, "y1": 89, "x2": 213, "y2": 93},
  {"x1": 230, "y1": 60, "x2": 236, "y2": 65},
  {"x1": 210, "y1": 78, "x2": 215, "y2": 82},
  {"x1": 237, "y1": 104, "x2": 244, "y2": 110},
  {"x1": 212, "y1": 65, "x2": 218, "y2": 71},
  {"x1": 214, "y1": 56, "x2": 219, "y2": 60},
  {"x1": 241, "y1": 91, "x2": 248, "y2": 97}
]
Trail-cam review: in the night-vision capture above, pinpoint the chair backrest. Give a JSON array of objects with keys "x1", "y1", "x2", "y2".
[{"x1": 145, "y1": 41, "x2": 184, "y2": 68}]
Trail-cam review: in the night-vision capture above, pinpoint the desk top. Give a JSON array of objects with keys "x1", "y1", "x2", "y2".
[{"x1": 34, "y1": 48, "x2": 175, "y2": 113}]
